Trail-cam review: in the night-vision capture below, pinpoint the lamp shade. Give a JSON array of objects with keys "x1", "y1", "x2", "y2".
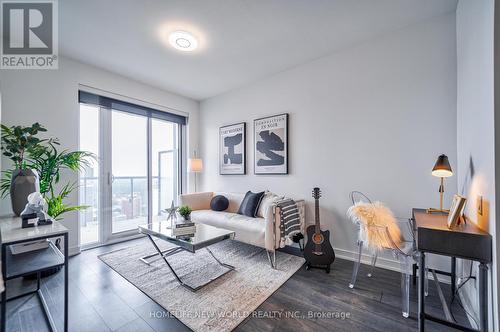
[
  {"x1": 431, "y1": 154, "x2": 453, "y2": 178},
  {"x1": 188, "y1": 158, "x2": 203, "y2": 172}
]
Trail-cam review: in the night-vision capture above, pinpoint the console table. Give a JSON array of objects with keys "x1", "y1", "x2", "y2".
[
  {"x1": 413, "y1": 208, "x2": 492, "y2": 332},
  {"x1": 0, "y1": 216, "x2": 68, "y2": 332}
]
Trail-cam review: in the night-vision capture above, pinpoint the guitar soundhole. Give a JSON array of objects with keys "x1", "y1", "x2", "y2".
[{"x1": 312, "y1": 233, "x2": 324, "y2": 244}]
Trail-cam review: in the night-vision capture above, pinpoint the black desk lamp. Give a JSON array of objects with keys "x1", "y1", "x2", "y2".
[{"x1": 427, "y1": 154, "x2": 453, "y2": 213}]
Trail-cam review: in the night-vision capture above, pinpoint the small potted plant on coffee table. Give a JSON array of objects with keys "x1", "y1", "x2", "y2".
[{"x1": 178, "y1": 205, "x2": 193, "y2": 221}]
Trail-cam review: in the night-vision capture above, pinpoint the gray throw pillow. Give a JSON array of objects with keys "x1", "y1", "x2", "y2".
[{"x1": 237, "y1": 191, "x2": 265, "y2": 217}]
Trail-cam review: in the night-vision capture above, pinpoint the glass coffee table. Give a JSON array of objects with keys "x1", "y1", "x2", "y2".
[{"x1": 138, "y1": 222, "x2": 235, "y2": 291}]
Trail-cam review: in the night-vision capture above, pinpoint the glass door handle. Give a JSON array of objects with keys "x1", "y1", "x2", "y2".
[{"x1": 108, "y1": 173, "x2": 115, "y2": 184}]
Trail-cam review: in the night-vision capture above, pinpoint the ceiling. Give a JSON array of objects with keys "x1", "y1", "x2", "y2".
[{"x1": 60, "y1": 0, "x2": 457, "y2": 101}]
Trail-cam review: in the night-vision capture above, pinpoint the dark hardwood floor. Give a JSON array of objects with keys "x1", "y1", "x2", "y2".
[{"x1": 3, "y1": 239, "x2": 470, "y2": 331}]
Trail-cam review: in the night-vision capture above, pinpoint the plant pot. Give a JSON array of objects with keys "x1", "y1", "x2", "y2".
[
  {"x1": 10, "y1": 169, "x2": 40, "y2": 216},
  {"x1": 183, "y1": 213, "x2": 191, "y2": 221}
]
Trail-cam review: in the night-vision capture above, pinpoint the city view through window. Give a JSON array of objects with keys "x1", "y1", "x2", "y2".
[{"x1": 79, "y1": 104, "x2": 179, "y2": 246}]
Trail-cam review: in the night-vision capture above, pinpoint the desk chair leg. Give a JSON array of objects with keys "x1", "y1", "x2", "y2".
[
  {"x1": 367, "y1": 251, "x2": 378, "y2": 278},
  {"x1": 349, "y1": 240, "x2": 363, "y2": 289},
  {"x1": 399, "y1": 255, "x2": 412, "y2": 318},
  {"x1": 411, "y1": 264, "x2": 428, "y2": 295}
]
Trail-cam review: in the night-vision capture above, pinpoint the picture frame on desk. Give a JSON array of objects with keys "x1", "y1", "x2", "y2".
[{"x1": 447, "y1": 194, "x2": 467, "y2": 229}]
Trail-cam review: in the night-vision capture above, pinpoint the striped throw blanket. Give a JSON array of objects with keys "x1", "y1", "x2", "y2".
[{"x1": 275, "y1": 198, "x2": 301, "y2": 247}]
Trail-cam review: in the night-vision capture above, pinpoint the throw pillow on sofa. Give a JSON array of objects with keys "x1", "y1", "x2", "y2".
[
  {"x1": 257, "y1": 191, "x2": 281, "y2": 218},
  {"x1": 210, "y1": 195, "x2": 229, "y2": 211},
  {"x1": 238, "y1": 191, "x2": 265, "y2": 217}
]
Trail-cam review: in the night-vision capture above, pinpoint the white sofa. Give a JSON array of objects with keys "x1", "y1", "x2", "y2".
[{"x1": 179, "y1": 191, "x2": 305, "y2": 267}]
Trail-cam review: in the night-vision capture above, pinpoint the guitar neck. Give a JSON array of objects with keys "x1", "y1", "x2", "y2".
[{"x1": 315, "y1": 198, "x2": 320, "y2": 233}]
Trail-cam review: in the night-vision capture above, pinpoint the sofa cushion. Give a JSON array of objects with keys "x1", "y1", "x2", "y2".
[
  {"x1": 214, "y1": 192, "x2": 245, "y2": 213},
  {"x1": 179, "y1": 192, "x2": 213, "y2": 210},
  {"x1": 210, "y1": 195, "x2": 229, "y2": 211},
  {"x1": 257, "y1": 191, "x2": 281, "y2": 218},
  {"x1": 191, "y1": 210, "x2": 266, "y2": 248},
  {"x1": 238, "y1": 191, "x2": 265, "y2": 217}
]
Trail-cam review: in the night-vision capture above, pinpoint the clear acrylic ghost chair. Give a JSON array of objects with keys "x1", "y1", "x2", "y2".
[{"x1": 347, "y1": 191, "x2": 427, "y2": 318}]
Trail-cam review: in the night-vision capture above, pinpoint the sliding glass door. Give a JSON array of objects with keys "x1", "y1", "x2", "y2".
[
  {"x1": 152, "y1": 118, "x2": 179, "y2": 222},
  {"x1": 110, "y1": 110, "x2": 149, "y2": 234},
  {"x1": 79, "y1": 92, "x2": 184, "y2": 247},
  {"x1": 79, "y1": 104, "x2": 100, "y2": 246}
]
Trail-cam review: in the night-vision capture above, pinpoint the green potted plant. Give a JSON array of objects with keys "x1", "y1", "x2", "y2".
[
  {"x1": 1, "y1": 123, "x2": 93, "y2": 279},
  {"x1": 0, "y1": 123, "x2": 55, "y2": 215},
  {"x1": 178, "y1": 205, "x2": 193, "y2": 221},
  {"x1": 28, "y1": 142, "x2": 94, "y2": 219},
  {"x1": 1, "y1": 123, "x2": 94, "y2": 220}
]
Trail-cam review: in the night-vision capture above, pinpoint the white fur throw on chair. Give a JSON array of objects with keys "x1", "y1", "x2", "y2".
[{"x1": 347, "y1": 202, "x2": 403, "y2": 252}]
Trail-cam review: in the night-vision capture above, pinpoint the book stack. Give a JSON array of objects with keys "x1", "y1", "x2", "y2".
[{"x1": 172, "y1": 221, "x2": 196, "y2": 238}]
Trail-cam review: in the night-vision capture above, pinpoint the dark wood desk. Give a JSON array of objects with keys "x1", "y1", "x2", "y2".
[{"x1": 413, "y1": 208, "x2": 492, "y2": 332}]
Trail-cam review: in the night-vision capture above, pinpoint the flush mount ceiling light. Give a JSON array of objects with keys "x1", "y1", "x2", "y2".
[{"x1": 169, "y1": 31, "x2": 198, "y2": 52}]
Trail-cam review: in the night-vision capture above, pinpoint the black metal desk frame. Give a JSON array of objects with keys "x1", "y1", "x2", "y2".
[{"x1": 413, "y1": 209, "x2": 491, "y2": 332}]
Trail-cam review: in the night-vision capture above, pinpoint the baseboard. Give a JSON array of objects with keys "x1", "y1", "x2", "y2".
[
  {"x1": 72, "y1": 237, "x2": 450, "y2": 284},
  {"x1": 333, "y1": 247, "x2": 450, "y2": 284},
  {"x1": 281, "y1": 243, "x2": 450, "y2": 284},
  {"x1": 80, "y1": 233, "x2": 146, "y2": 252},
  {"x1": 69, "y1": 246, "x2": 81, "y2": 256},
  {"x1": 334, "y1": 247, "x2": 401, "y2": 271}
]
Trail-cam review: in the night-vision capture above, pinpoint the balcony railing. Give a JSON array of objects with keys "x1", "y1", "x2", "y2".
[{"x1": 79, "y1": 175, "x2": 175, "y2": 227}]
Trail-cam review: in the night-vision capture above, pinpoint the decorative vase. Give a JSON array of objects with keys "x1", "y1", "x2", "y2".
[
  {"x1": 183, "y1": 213, "x2": 191, "y2": 221},
  {"x1": 10, "y1": 169, "x2": 40, "y2": 216}
]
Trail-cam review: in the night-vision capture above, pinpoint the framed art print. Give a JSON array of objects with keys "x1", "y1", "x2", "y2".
[
  {"x1": 254, "y1": 113, "x2": 288, "y2": 175},
  {"x1": 219, "y1": 122, "x2": 246, "y2": 175}
]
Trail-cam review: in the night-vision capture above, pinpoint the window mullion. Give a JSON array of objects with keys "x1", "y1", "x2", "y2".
[{"x1": 147, "y1": 117, "x2": 153, "y2": 224}]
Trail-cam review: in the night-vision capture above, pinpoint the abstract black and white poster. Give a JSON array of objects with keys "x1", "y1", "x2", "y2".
[
  {"x1": 254, "y1": 113, "x2": 288, "y2": 174},
  {"x1": 219, "y1": 122, "x2": 246, "y2": 175}
]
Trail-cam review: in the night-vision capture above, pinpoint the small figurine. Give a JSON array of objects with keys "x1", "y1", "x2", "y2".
[
  {"x1": 20, "y1": 192, "x2": 53, "y2": 228},
  {"x1": 163, "y1": 201, "x2": 178, "y2": 228}
]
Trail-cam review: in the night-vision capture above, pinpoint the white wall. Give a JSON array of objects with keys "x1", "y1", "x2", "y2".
[
  {"x1": 0, "y1": 56, "x2": 200, "y2": 254},
  {"x1": 199, "y1": 14, "x2": 457, "y2": 271},
  {"x1": 456, "y1": 0, "x2": 497, "y2": 329}
]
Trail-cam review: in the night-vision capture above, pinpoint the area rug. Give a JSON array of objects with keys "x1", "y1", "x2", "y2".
[{"x1": 98, "y1": 238, "x2": 305, "y2": 332}]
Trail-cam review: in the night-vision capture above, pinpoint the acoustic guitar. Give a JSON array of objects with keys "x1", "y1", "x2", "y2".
[{"x1": 303, "y1": 187, "x2": 335, "y2": 273}]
